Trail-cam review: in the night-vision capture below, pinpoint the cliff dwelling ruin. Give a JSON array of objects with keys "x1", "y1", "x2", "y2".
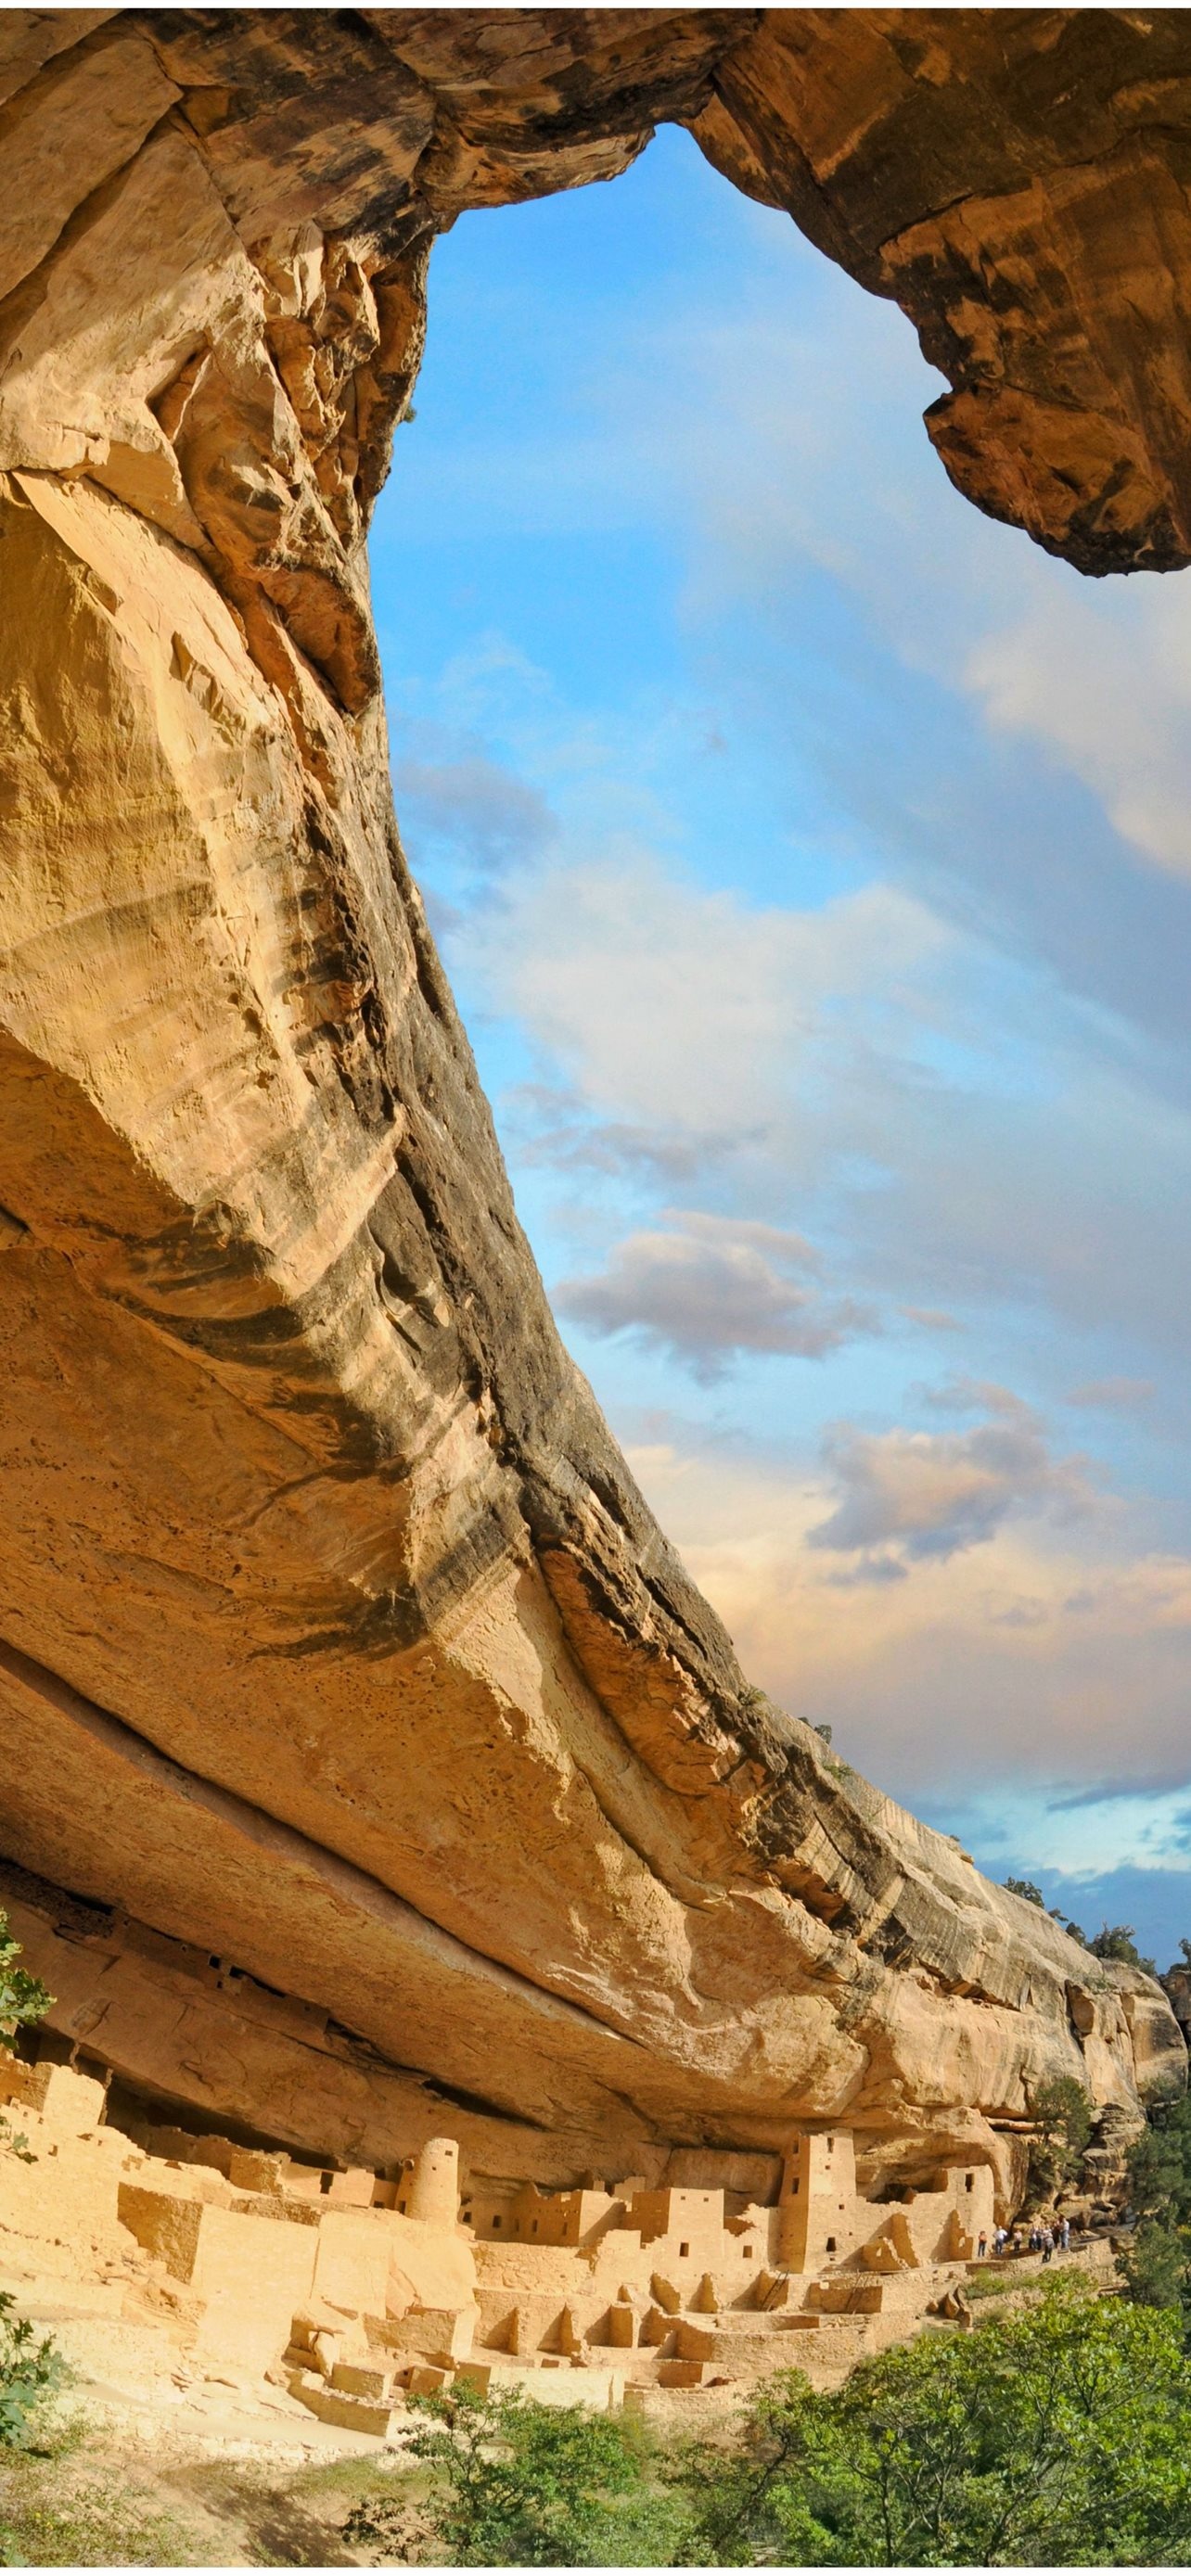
[
  {"x1": 0, "y1": 2051, "x2": 1030, "y2": 2418},
  {"x1": 2, "y1": 3, "x2": 1191, "y2": 2417}
]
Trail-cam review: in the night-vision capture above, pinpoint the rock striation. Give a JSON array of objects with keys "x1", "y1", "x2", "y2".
[{"x1": 0, "y1": 8, "x2": 1187, "y2": 2207}]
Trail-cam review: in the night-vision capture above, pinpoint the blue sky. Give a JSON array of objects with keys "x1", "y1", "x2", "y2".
[{"x1": 371, "y1": 124, "x2": 1191, "y2": 1968}]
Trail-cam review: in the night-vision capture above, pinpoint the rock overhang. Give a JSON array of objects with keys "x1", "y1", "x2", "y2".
[{"x1": 0, "y1": 4, "x2": 1186, "y2": 2188}]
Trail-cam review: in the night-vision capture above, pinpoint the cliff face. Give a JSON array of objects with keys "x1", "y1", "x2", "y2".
[
  {"x1": 692, "y1": 7, "x2": 1191, "y2": 573},
  {"x1": 0, "y1": 7, "x2": 1185, "y2": 2196}
]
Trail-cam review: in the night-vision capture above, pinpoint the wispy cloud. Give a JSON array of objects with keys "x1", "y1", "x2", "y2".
[
  {"x1": 464, "y1": 831, "x2": 1191, "y2": 1401},
  {"x1": 966, "y1": 578, "x2": 1191, "y2": 882},
  {"x1": 1067, "y1": 1377, "x2": 1155, "y2": 1413},
  {"x1": 394, "y1": 752, "x2": 557, "y2": 875},
  {"x1": 504, "y1": 1085, "x2": 736, "y2": 1185}
]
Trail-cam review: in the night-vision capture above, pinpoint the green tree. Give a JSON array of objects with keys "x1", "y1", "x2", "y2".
[
  {"x1": 1028, "y1": 2073, "x2": 1094, "y2": 2199},
  {"x1": 1089, "y1": 1922, "x2": 1158, "y2": 1976},
  {"x1": 1120, "y1": 2218, "x2": 1191, "y2": 2319},
  {"x1": 1127, "y1": 2095, "x2": 1191, "y2": 2226},
  {"x1": 406, "y1": 2383, "x2": 685, "y2": 2566},
  {"x1": 0, "y1": 1926, "x2": 63, "y2": 2539},
  {"x1": 1121, "y1": 2095, "x2": 1191, "y2": 2321},
  {"x1": 686, "y1": 2279, "x2": 1191, "y2": 2566}
]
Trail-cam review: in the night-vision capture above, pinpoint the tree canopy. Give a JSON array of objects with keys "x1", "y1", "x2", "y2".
[
  {"x1": 404, "y1": 2383, "x2": 685, "y2": 2565},
  {"x1": 685, "y1": 2281, "x2": 1191, "y2": 2567}
]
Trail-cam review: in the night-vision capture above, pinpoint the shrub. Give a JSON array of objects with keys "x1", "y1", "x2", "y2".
[
  {"x1": 1002, "y1": 1881, "x2": 1092, "y2": 1943},
  {"x1": 0, "y1": 1919, "x2": 50, "y2": 2053},
  {"x1": 0, "y1": 2472, "x2": 192, "y2": 2566},
  {"x1": 0, "y1": 2300, "x2": 63, "y2": 2454},
  {"x1": 341, "y1": 2478, "x2": 433, "y2": 2563},
  {"x1": 406, "y1": 2384, "x2": 686, "y2": 2566},
  {"x1": 0, "y1": 1913, "x2": 51, "y2": 2168}
]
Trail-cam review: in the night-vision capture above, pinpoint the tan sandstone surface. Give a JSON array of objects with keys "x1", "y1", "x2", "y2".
[{"x1": 0, "y1": 6, "x2": 1187, "y2": 2231}]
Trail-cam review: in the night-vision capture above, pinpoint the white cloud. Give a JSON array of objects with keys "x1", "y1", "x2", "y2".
[
  {"x1": 501, "y1": 188, "x2": 1191, "y2": 905},
  {"x1": 808, "y1": 1404, "x2": 1099, "y2": 1565},
  {"x1": 966, "y1": 574, "x2": 1191, "y2": 880},
  {"x1": 556, "y1": 1210, "x2": 873, "y2": 1379},
  {"x1": 469, "y1": 845, "x2": 949, "y2": 1142},
  {"x1": 466, "y1": 827, "x2": 1191, "y2": 1386}
]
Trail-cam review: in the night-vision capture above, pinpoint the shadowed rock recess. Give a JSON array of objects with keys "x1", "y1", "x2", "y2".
[{"x1": 0, "y1": 7, "x2": 1187, "y2": 2210}]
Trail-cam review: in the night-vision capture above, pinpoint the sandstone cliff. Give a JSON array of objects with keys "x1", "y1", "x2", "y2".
[{"x1": 0, "y1": 7, "x2": 1185, "y2": 2200}]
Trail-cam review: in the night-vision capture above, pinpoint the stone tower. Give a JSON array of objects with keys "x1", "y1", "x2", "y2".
[
  {"x1": 776, "y1": 2130, "x2": 858, "y2": 2272},
  {"x1": 406, "y1": 2136, "x2": 460, "y2": 2226}
]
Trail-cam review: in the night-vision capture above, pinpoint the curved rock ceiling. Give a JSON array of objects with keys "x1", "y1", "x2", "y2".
[{"x1": 0, "y1": 7, "x2": 1186, "y2": 2193}]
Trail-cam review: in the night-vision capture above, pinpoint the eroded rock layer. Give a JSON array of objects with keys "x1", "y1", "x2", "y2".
[{"x1": 0, "y1": 8, "x2": 1186, "y2": 2190}]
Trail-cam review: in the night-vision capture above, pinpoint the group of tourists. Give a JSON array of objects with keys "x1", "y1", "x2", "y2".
[{"x1": 974, "y1": 2216, "x2": 1073, "y2": 2261}]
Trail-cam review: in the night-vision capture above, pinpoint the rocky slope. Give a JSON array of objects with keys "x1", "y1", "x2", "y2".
[{"x1": 0, "y1": 7, "x2": 1185, "y2": 2198}]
